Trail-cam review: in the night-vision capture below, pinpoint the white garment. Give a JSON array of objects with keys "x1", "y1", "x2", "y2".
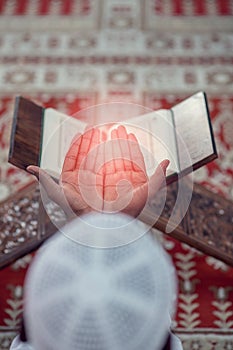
[
  {"x1": 10, "y1": 336, "x2": 33, "y2": 350},
  {"x1": 11, "y1": 213, "x2": 183, "y2": 350},
  {"x1": 10, "y1": 333, "x2": 183, "y2": 350},
  {"x1": 171, "y1": 333, "x2": 183, "y2": 350}
]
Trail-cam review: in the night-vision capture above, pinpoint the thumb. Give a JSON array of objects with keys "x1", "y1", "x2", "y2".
[
  {"x1": 26, "y1": 165, "x2": 40, "y2": 180},
  {"x1": 26, "y1": 166, "x2": 61, "y2": 203},
  {"x1": 158, "y1": 159, "x2": 170, "y2": 176},
  {"x1": 148, "y1": 159, "x2": 170, "y2": 197}
]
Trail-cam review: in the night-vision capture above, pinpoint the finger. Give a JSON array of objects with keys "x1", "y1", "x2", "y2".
[
  {"x1": 148, "y1": 159, "x2": 170, "y2": 196},
  {"x1": 128, "y1": 132, "x2": 146, "y2": 172},
  {"x1": 27, "y1": 166, "x2": 62, "y2": 203},
  {"x1": 62, "y1": 133, "x2": 82, "y2": 172},
  {"x1": 27, "y1": 165, "x2": 40, "y2": 179},
  {"x1": 101, "y1": 129, "x2": 108, "y2": 142},
  {"x1": 83, "y1": 128, "x2": 101, "y2": 171},
  {"x1": 90, "y1": 138, "x2": 105, "y2": 207},
  {"x1": 75, "y1": 128, "x2": 94, "y2": 169},
  {"x1": 116, "y1": 125, "x2": 132, "y2": 171},
  {"x1": 93, "y1": 142, "x2": 106, "y2": 175},
  {"x1": 102, "y1": 139, "x2": 115, "y2": 175},
  {"x1": 116, "y1": 125, "x2": 128, "y2": 139},
  {"x1": 27, "y1": 166, "x2": 89, "y2": 216},
  {"x1": 111, "y1": 127, "x2": 125, "y2": 171}
]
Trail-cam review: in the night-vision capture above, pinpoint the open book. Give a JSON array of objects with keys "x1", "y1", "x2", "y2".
[{"x1": 8, "y1": 92, "x2": 217, "y2": 184}]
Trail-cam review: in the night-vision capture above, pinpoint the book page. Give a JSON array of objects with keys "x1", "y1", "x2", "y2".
[
  {"x1": 109, "y1": 109, "x2": 179, "y2": 177},
  {"x1": 40, "y1": 108, "x2": 87, "y2": 177},
  {"x1": 41, "y1": 107, "x2": 180, "y2": 179},
  {"x1": 172, "y1": 92, "x2": 215, "y2": 171}
]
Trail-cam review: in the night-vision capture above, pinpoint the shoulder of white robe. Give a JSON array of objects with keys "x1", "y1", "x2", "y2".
[
  {"x1": 170, "y1": 333, "x2": 183, "y2": 350},
  {"x1": 9, "y1": 336, "x2": 34, "y2": 350}
]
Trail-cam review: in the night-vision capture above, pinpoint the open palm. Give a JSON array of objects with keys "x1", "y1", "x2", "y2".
[
  {"x1": 27, "y1": 125, "x2": 169, "y2": 218},
  {"x1": 60, "y1": 127, "x2": 105, "y2": 214},
  {"x1": 102, "y1": 125, "x2": 169, "y2": 216}
]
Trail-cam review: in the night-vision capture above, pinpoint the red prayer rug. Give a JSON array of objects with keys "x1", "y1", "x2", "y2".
[{"x1": 0, "y1": 1, "x2": 233, "y2": 349}]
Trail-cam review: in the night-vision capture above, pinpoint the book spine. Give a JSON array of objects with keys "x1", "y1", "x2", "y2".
[
  {"x1": 203, "y1": 92, "x2": 218, "y2": 159},
  {"x1": 170, "y1": 108, "x2": 181, "y2": 173},
  {"x1": 8, "y1": 96, "x2": 20, "y2": 159},
  {"x1": 38, "y1": 107, "x2": 45, "y2": 167}
]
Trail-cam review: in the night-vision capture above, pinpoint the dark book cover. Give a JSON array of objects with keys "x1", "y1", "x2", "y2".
[{"x1": 8, "y1": 96, "x2": 44, "y2": 170}]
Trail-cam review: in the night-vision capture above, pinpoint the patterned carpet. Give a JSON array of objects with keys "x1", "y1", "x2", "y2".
[{"x1": 0, "y1": 1, "x2": 233, "y2": 349}]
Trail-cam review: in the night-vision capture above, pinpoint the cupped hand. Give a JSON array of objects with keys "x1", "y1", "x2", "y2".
[
  {"x1": 27, "y1": 125, "x2": 169, "y2": 218},
  {"x1": 27, "y1": 127, "x2": 104, "y2": 218},
  {"x1": 100, "y1": 125, "x2": 169, "y2": 216}
]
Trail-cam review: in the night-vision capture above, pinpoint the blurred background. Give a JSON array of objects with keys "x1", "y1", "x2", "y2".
[{"x1": 0, "y1": 1, "x2": 233, "y2": 349}]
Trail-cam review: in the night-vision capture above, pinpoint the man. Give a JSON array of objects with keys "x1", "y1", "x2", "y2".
[
  {"x1": 10, "y1": 125, "x2": 182, "y2": 349},
  {"x1": 11, "y1": 212, "x2": 183, "y2": 350}
]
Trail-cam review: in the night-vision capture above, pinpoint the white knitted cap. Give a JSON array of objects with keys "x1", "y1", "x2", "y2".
[{"x1": 24, "y1": 213, "x2": 177, "y2": 350}]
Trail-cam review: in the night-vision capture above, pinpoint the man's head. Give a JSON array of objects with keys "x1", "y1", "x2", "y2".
[{"x1": 24, "y1": 213, "x2": 177, "y2": 350}]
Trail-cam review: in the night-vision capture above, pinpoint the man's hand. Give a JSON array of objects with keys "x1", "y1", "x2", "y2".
[
  {"x1": 27, "y1": 125, "x2": 169, "y2": 218},
  {"x1": 27, "y1": 127, "x2": 104, "y2": 217},
  {"x1": 60, "y1": 127, "x2": 105, "y2": 214},
  {"x1": 100, "y1": 125, "x2": 169, "y2": 216}
]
